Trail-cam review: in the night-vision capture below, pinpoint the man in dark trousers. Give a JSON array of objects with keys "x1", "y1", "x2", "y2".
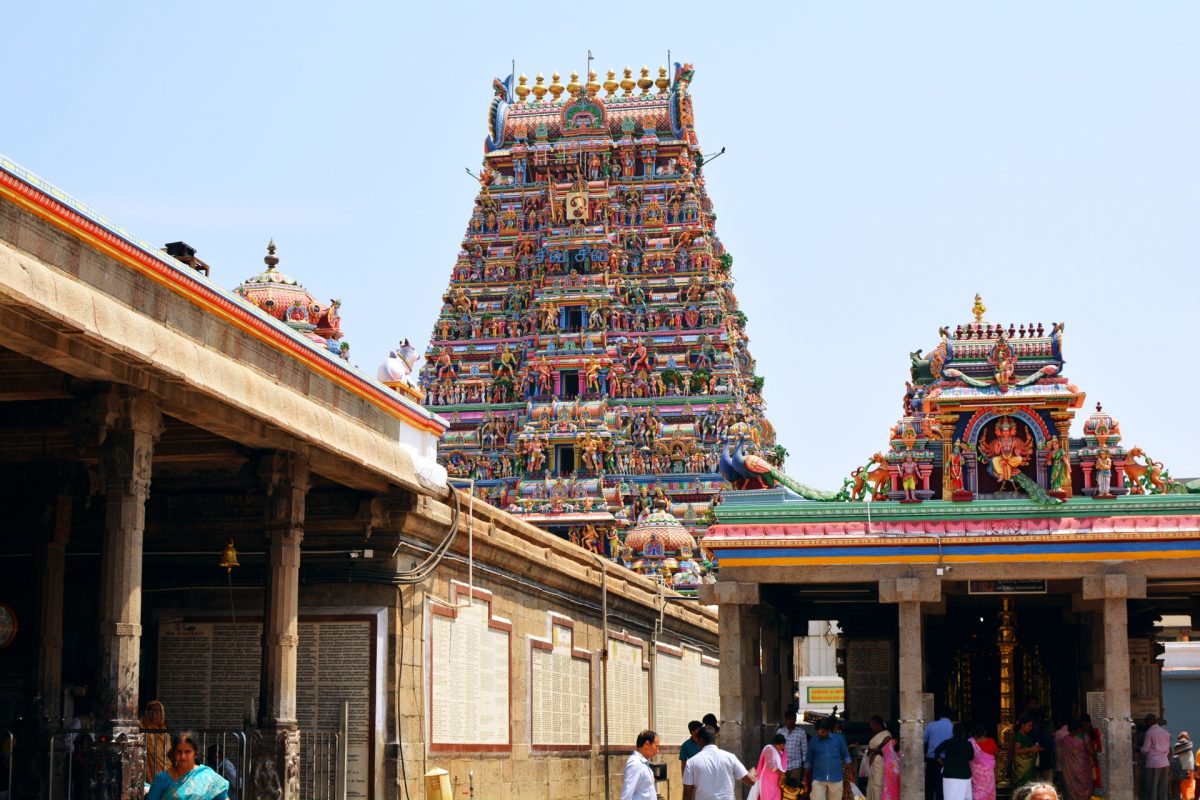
[{"x1": 923, "y1": 706, "x2": 953, "y2": 800}]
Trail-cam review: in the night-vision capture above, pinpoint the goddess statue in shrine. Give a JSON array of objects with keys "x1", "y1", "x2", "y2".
[
  {"x1": 947, "y1": 440, "x2": 965, "y2": 492},
  {"x1": 1047, "y1": 438, "x2": 1070, "y2": 493},
  {"x1": 978, "y1": 416, "x2": 1033, "y2": 492}
]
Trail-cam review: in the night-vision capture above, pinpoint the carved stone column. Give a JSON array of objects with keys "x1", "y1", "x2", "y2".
[
  {"x1": 881, "y1": 578, "x2": 940, "y2": 800},
  {"x1": 95, "y1": 388, "x2": 163, "y2": 800},
  {"x1": 34, "y1": 491, "x2": 71, "y2": 730},
  {"x1": 778, "y1": 614, "x2": 796, "y2": 720},
  {"x1": 253, "y1": 451, "x2": 310, "y2": 800},
  {"x1": 1084, "y1": 574, "x2": 1145, "y2": 800},
  {"x1": 759, "y1": 604, "x2": 781, "y2": 743},
  {"x1": 701, "y1": 581, "x2": 762, "y2": 773}
]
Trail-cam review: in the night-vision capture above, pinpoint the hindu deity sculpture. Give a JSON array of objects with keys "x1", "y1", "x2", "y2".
[{"x1": 979, "y1": 417, "x2": 1033, "y2": 493}]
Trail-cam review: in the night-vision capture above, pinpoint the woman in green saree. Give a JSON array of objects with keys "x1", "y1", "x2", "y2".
[{"x1": 1012, "y1": 717, "x2": 1042, "y2": 788}]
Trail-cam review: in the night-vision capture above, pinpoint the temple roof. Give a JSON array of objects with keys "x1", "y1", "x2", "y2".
[{"x1": 486, "y1": 64, "x2": 696, "y2": 151}]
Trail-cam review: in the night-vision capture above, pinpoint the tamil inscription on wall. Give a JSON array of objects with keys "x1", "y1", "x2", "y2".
[
  {"x1": 654, "y1": 643, "x2": 720, "y2": 739},
  {"x1": 528, "y1": 613, "x2": 591, "y2": 749},
  {"x1": 428, "y1": 583, "x2": 512, "y2": 751},
  {"x1": 607, "y1": 634, "x2": 650, "y2": 748},
  {"x1": 157, "y1": 611, "x2": 381, "y2": 800}
]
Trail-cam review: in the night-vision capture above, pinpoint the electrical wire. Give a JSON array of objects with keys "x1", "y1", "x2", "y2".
[{"x1": 390, "y1": 486, "x2": 462, "y2": 584}]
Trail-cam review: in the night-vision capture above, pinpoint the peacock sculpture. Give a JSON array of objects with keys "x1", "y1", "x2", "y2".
[{"x1": 721, "y1": 436, "x2": 838, "y2": 501}]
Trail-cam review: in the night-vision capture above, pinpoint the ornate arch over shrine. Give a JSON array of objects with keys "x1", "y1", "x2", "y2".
[
  {"x1": 560, "y1": 94, "x2": 606, "y2": 135},
  {"x1": 961, "y1": 406, "x2": 1051, "y2": 447}
]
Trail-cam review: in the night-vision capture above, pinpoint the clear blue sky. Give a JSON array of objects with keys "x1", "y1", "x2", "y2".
[{"x1": 4, "y1": 2, "x2": 1197, "y2": 490}]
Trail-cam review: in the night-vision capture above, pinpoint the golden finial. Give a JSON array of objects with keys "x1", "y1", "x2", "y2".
[
  {"x1": 532, "y1": 73, "x2": 547, "y2": 103},
  {"x1": 515, "y1": 74, "x2": 530, "y2": 103},
  {"x1": 656, "y1": 66, "x2": 670, "y2": 94},
  {"x1": 972, "y1": 293, "x2": 987, "y2": 323},
  {"x1": 621, "y1": 66, "x2": 635, "y2": 96},
  {"x1": 603, "y1": 69, "x2": 618, "y2": 97},
  {"x1": 549, "y1": 71, "x2": 565, "y2": 102},
  {"x1": 586, "y1": 70, "x2": 601, "y2": 97},
  {"x1": 567, "y1": 71, "x2": 581, "y2": 98},
  {"x1": 637, "y1": 66, "x2": 653, "y2": 95},
  {"x1": 264, "y1": 239, "x2": 279, "y2": 270}
]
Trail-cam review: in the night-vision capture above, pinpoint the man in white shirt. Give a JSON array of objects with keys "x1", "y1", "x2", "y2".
[
  {"x1": 621, "y1": 729, "x2": 660, "y2": 800},
  {"x1": 683, "y1": 725, "x2": 756, "y2": 800}
]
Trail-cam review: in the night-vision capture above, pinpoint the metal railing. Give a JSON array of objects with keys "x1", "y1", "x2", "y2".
[
  {"x1": 299, "y1": 731, "x2": 339, "y2": 800},
  {"x1": 47, "y1": 731, "x2": 108, "y2": 800},
  {"x1": 300, "y1": 701, "x2": 349, "y2": 800},
  {"x1": 37, "y1": 715, "x2": 345, "y2": 800},
  {"x1": 45, "y1": 729, "x2": 248, "y2": 800},
  {"x1": 184, "y1": 730, "x2": 247, "y2": 800}
]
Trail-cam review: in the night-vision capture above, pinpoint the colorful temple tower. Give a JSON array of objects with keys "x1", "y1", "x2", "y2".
[{"x1": 420, "y1": 63, "x2": 778, "y2": 581}]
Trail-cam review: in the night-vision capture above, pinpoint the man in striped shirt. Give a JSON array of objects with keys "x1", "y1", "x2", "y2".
[{"x1": 777, "y1": 706, "x2": 808, "y2": 783}]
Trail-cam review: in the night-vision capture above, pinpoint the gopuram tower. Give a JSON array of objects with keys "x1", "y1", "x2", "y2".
[{"x1": 420, "y1": 63, "x2": 778, "y2": 586}]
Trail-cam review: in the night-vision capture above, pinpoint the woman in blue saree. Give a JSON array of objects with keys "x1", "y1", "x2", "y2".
[{"x1": 147, "y1": 732, "x2": 229, "y2": 800}]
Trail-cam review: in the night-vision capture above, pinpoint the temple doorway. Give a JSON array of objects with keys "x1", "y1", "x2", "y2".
[{"x1": 925, "y1": 589, "x2": 1085, "y2": 734}]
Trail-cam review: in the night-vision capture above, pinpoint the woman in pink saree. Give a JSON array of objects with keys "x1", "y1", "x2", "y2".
[
  {"x1": 1059, "y1": 721, "x2": 1096, "y2": 800},
  {"x1": 753, "y1": 733, "x2": 788, "y2": 800},
  {"x1": 881, "y1": 735, "x2": 901, "y2": 800},
  {"x1": 969, "y1": 724, "x2": 997, "y2": 800}
]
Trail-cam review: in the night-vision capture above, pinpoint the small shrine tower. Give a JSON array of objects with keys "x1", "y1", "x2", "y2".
[
  {"x1": 234, "y1": 240, "x2": 349, "y2": 360},
  {"x1": 419, "y1": 63, "x2": 778, "y2": 580}
]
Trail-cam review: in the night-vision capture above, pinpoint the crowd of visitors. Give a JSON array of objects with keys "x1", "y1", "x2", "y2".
[{"x1": 620, "y1": 700, "x2": 1196, "y2": 800}]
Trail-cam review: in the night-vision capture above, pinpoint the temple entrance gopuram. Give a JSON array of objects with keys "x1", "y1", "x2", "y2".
[
  {"x1": 701, "y1": 299, "x2": 1200, "y2": 800},
  {"x1": 417, "y1": 63, "x2": 781, "y2": 591}
]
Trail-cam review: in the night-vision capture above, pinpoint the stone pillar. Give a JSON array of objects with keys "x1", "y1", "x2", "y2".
[
  {"x1": 1084, "y1": 574, "x2": 1146, "y2": 800},
  {"x1": 34, "y1": 492, "x2": 71, "y2": 729},
  {"x1": 253, "y1": 451, "x2": 310, "y2": 800},
  {"x1": 95, "y1": 388, "x2": 163, "y2": 799},
  {"x1": 760, "y1": 605, "x2": 782, "y2": 743},
  {"x1": 881, "y1": 578, "x2": 940, "y2": 800},
  {"x1": 778, "y1": 615, "x2": 796, "y2": 717},
  {"x1": 702, "y1": 581, "x2": 762, "y2": 773}
]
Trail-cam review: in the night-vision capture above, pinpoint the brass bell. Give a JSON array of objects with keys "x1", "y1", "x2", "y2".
[{"x1": 218, "y1": 538, "x2": 241, "y2": 573}]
